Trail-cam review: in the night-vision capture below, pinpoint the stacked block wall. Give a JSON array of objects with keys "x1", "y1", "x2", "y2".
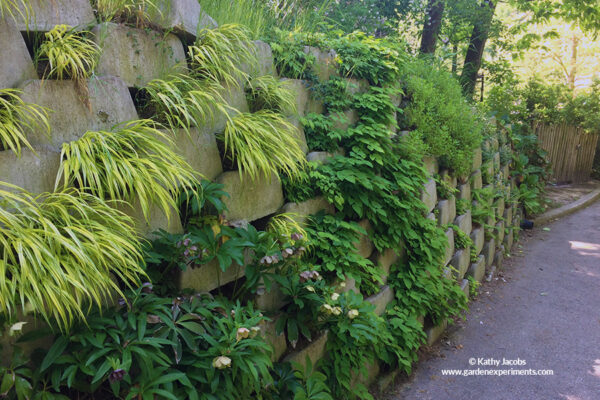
[{"x1": 0, "y1": 0, "x2": 522, "y2": 388}]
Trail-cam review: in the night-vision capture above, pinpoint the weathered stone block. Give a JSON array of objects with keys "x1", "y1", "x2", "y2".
[
  {"x1": 467, "y1": 255, "x2": 486, "y2": 283},
  {"x1": 255, "y1": 282, "x2": 287, "y2": 313},
  {"x1": 306, "y1": 96, "x2": 324, "y2": 115},
  {"x1": 458, "y1": 183, "x2": 471, "y2": 202},
  {"x1": 454, "y1": 210, "x2": 472, "y2": 236},
  {"x1": 460, "y1": 279, "x2": 470, "y2": 299},
  {"x1": 282, "y1": 79, "x2": 309, "y2": 117},
  {"x1": 427, "y1": 212, "x2": 436, "y2": 222},
  {"x1": 371, "y1": 247, "x2": 405, "y2": 283},
  {"x1": 306, "y1": 151, "x2": 334, "y2": 164},
  {"x1": 426, "y1": 319, "x2": 447, "y2": 346},
  {"x1": 355, "y1": 219, "x2": 374, "y2": 259},
  {"x1": 260, "y1": 315, "x2": 287, "y2": 361},
  {"x1": 451, "y1": 248, "x2": 471, "y2": 280},
  {"x1": 492, "y1": 152, "x2": 500, "y2": 172},
  {"x1": 152, "y1": 0, "x2": 217, "y2": 37},
  {"x1": 472, "y1": 147, "x2": 482, "y2": 171},
  {"x1": 437, "y1": 196, "x2": 456, "y2": 227},
  {"x1": 501, "y1": 164, "x2": 510, "y2": 180},
  {"x1": 331, "y1": 109, "x2": 358, "y2": 131},
  {"x1": 205, "y1": 83, "x2": 250, "y2": 135},
  {"x1": 13, "y1": 0, "x2": 95, "y2": 31},
  {"x1": 178, "y1": 257, "x2": 243, "y2": 292},
  {"x1": 0, "y1": 19, "x2": 37, "y2": 89},
  {"x1": 345, "y1": 78, "x2": 369, "y2": 95},
  {"x1": 470, "y1": 227, "x2": 484, "y2": 255},
  {"x1": 253, "y1": 40, "x2": 276, "y2": 77},
  {"x1": 303, "y1": 46, "x2": 337, "y2": 82},
  {"x1": 504, "y1": 206, "x2": 514, "y2": 228},
  {"x1": 284, "y1": 330, "x2": 329, "y2": 369},
  {"x1": 421, "y1": 178, "x2": 437, "y2": 213},
  {"x1": 439, "y1": 169, "x2": 457, "y2": 190},
  {"x1": 494, "y1": 247, "x2": 505, "y2": 269},
  {"x1": 0, "y1": 149, "x2": 59, "y2": 194},
  {"x1": 217, "y1": 172, "x2": 284, "y2": 222},
  {"x1": 118, "y1": 198, "x2": 183, "y2": 237},
  {"x1": 483, "y1": 162, "x2": 494, "y2": 184},
  {"x1": 470, "y1": 169, "x2": 483, "y2": 190},
  {"x1": 483, "y1": 239, "x2": 495, "y2": 268},
  {"x1": 504, "y1": 228, "x2": 514, "y2": 252},
  {"x1": 287, "y1": 116, "x2": 308, "y2": 154},
  {"x1": 496, "y1": 220, "x2": 505, "y2": 244},
  {"x1": 19, "y1": 77, "x2": 137, "y2": 152},
  {"x1": 444, "y1": 228, "x2": 454, "y2": 265},
  {"x1": 93, "y1": 23, "x2": 187, "y2": 87},
  {"x1": 281, "y1": 197, "x2": 334, "y2": 225},
  {"x1": 367, "y1": 285, "x2": 395, "y2": 316},
  {"x1": 423, "y1": 156, "x2": 439, "y2": 176},
  {"x1": 495, "y1": 197, "x2": 505, "y2": 219},
  {"x1": 490, "y1": 137, "x2": 499, "y2": 151},
  {"x1": 164, "y1": 129, "x2": 222, "y2": 180}
]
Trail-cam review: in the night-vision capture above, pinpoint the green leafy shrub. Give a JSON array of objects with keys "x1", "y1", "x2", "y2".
[
  {"x1": 399, "y1": 59, "x2": 483, "y2": 176},
  {"x1": 270, "y1": 31, "x2": 317, "y2": 81},
  {"x1": 246, "y1": 75, "x2": 297, "y2": 114},
  {"x1": 56, "y1": 119, "x2": 200, "y2": 221},
  {"x1": 301, "y1": 113, "x2": 341, "y2": 153}
]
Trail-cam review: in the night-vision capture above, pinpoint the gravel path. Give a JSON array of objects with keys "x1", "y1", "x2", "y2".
[{"x1": 385, "y1": 201, "x2": 600, "y2": 400}]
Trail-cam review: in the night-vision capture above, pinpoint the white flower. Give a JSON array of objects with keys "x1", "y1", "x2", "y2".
[
  {"x1": 321, "y1": 304, "x2": 333, "y2": 314},
  {"x1": 348, "y1": 309, "x2": 359, "y2": 320},
  {"x1": 236, "y1": 327, "x2": 250, "y2": 341},
  {"x1": 306, "y1": 285, "x2": 315, "y2": 292},
  {"x1": 332, "y1": 306, "x2": 342, "y2": 316},
  {"x1": 250, "y1": 326, "x2": 261, "y2": 338},
  {"x1": 331, "y1": 293, "x2": 340, "y2": 301},
  {"x1": 212, "y1": 356, "x2": 232, "y2": 369}
]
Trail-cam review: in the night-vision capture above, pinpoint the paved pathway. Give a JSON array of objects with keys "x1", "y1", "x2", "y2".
[{"x1": 386, "y1": 201, "x2": 600, "y2": 400}]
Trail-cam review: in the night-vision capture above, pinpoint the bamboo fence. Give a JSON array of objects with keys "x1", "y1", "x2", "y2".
[{"x1": 535, "y1": 123, "x2": 599, "y2": 183}]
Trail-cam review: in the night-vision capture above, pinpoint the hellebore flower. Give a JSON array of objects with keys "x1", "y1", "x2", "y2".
[
  {"x1": 213, "y1": 356, "x2": 232, "y2": 369},
  {"x1": 109, "y1": 369, "x2": 127, "y2": 383},
  {"x1": 348, "y1": 309, "x2": 359, "y2": 319},
  {"x1": 306, "y1": 285, "x2": 315, "y2": 292},
  {"x1": 332, "y1": 306, "x2": 342, "y2": 316},
  {"x1": 331, "y1": 293, "x2": 340, "y2": 301},
  {"x1": 236, "y1": 327, "x2": 250, "y2": 341}
]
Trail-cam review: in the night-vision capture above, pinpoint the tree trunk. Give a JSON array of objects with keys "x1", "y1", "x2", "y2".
[
  {"x1": 419, "y1": 0, "x2": 445, "y2": 54},
  {"x1": 459, "y1": 0, "x2": 497, "y2": 97},
  {"x1": 568, "y1": 34, "x2": 579, "y2": 91}
]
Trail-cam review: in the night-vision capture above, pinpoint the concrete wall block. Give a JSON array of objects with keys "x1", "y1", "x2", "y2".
[
  {"x1": 255, "y1": 282, "x2": 288, "y2": 313},
  {"x1": 93, "y1": 23, "x2": 187, "y2": 87},
  {"x1": 260, "y1": 315, "x2": 287, "y2": 361},
  {"x1": 345, "y1": 78, "x2": 369, "y2": 95},
  {"x1": 282, "y1": 79, "x2": 309, "y2": 117},
  {"x1": 504, "y1": 228, "x2": 514, "y2": 252},
  {"x1": 439, "y1": 169, "x2": 457, "y2": 190},
  {"x1": 303, "y1": 46, "x2": 337, "y2": 82},
  {"x1": 470, "y1": 169, "x2": 483, "y2": 191},
  {"x1": 366, "y1": 285, "x2": 395, "y2": 316},
  {"x1": 331, "y1": 109, "x2": 358, "y2": 131},
  {"x1": 470, "y1": 227, "x2": 484, "y2": 256},
  {"x1": 467, "y1": 255, "x2": 486, "y2": 283},
  {"x1": 19, "y1": 76, "x2": 137, "y2": 152},
  {"x1": 493, "y1": 247, "x2": 505, "y2": 269},
  {"x1": 483, "y1": 239, "x2": 495, "y2": 268},
  {"x1": 371, "y1": 247, "x2": 405, "y2": 284},
  {"x1": 205, "y1": 84, "x2": 250, "y2": 134},
  {"x1": 284, "y1": 330, "x2": 329, "y2": 370},
  {"x1": 118, "y1": 199, "x2": 183, "y2": 237},
  {"x1": 421, "y1": 178, "x2": 437, "y2": 213},
  {"x1": 152, "y1": 0, "x2": 217, "y2": 37},
  {"x1": 423, "y1": 156, "x2": 439, "y2": 176},
  {"x1": 0, "y1": 19, "x2": 37, "y2": 89},
  {"x1": 426, "y1": 319, "x2": 448, "y2": 346},
  {"x1": 492, "y1": 152, "x2": 500, "y2": 172},
  {"x1": 454, "y1": 210, "x2": 472, "y2": 236},
  {"x1": 460, "y1": 278, "x2": 470, "y2": 299},
  {"x1": 217, "y1": 172, "x2": 284, "y2": 222},
  {"x1": 472, "y1": 148, "x2": 482, "y2": 171},
  {"x1": 0, "y1": 149, "x2": 60, "y2": 194},
  {"x1": 178, "y1": 257, "x2": 243, "y2": 292},
  {"x1": 306, "y1": 96, "x2": 324, "y2": 115},
  {"x1": 13, "y1": 0, "x2": 95, "y2": 31},
  {"x1": 450, "y1": 248, "x2": 471, "y2": 280},
  {"x1": 355, "y1": 219, "x2": 374, "y2": 259},
  {"x1": 287, "y1": 116, "x2": 308, "y2": 154},
  {"x1": 253, "y1": 40, "x2": 276, "y2": 77},
  {"x1": 495, "y1": 197, "x2": 505, "y2": 220},
  {"x1": 504, "y1": 206, "x2": 514, "y2": 228},
  {"x1": 458, "y1": 183, "x2": 471, "y2": 202},
  {"x1": 483, "y1": 162, "x2": 494, "y2": 184},
  {"x1": 165, "y1": 128, "x2": 222, "y2": 180},
  {"x1": 496, "y1": 220, "x2": 505, "y2": 244},
  {"x1": 281, "y1": 196, "x2": 334, "y2": 225},
  {"x1": 444, "y1": 228, "x2": 454, "y2": 266},
  {"x1": 427, "y1": 212, "x2": 436, "y2": 222},
  {"x1": 501, "y1": 164, "x2": 510, "y2": 180},
  {"x1": 437, "y1": 196, "x2": 456, "y2": 227}
]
